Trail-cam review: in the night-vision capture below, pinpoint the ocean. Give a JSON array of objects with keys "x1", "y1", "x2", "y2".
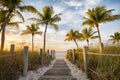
[{"x1": 55, "y1": 51, "x2": 66, "y2": 59}]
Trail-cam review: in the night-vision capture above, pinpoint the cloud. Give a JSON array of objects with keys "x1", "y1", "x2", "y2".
[
  {"x1": 85, "y1": 0, "x2": 102, "y2": 5},
  {"x1": 59, "y1": 9, "x2": 82, "y2": 28},
  {"x1": 63, "y1": 0, "x2": 83, "y2": 7},
  {"x1": 53, "y1": 5, "x2": 64, "y2": 14}
]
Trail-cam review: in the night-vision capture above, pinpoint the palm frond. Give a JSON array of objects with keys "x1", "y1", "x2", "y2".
[
  {"x1": 28, "y1": 18, "x2": 41, "y2": 23},
  {"x1": 15, "y1": 10, "x2": 24, "y2": 22},
  {"x1": 91, "y1": 36, "x2": 98, "y2": 39},
  {"x1": 18, "y1": 6, "x2": 38, "y2": 14},
  {"x1": 34, "y1": 31, "x2": 43, "y2": 35},
  {"x1": 50, "y1": 22, "x2": 58, "y2": 31},
  {"x1": 7, "y1": 22, "x2": 19, "y2": 27},
  {"x1": 21, "y1": 31, "x2": 31, "y2": 36}
]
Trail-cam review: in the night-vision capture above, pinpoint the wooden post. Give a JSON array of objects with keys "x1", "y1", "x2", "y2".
[
  {"x1": 23, "y1": 46, "x2": 28, "y2": 77},
  {"x1": 47, "y1": 49, "x2": 49, "y2": 56},
  {"x1": 69, "y1": 49, "x2": 72, "y2": 61},
  {"x1": 72, "y1": 49, "x2": 75, "y2": 63},
  {"x1": 83, "y1": 46, "x2": 89, "y2": 78},
  {"x1": 51, "y1": 50, "x2": 53, "y2": 59},
  {"x1": 10, "y1": 44, "x2": 15, "y2": 54},
  {"x1": 40, "y1": 49, "x2": 43, "y2": 65},
  {"x1": 53, "y1": 50, "x2": 55, "y2": 59},
  {"x1": 100, "y1": 43, "x2": 104, "y2": 54}
]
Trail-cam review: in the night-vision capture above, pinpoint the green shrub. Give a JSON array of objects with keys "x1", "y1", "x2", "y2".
[
  {"x1": 0, "y1": 50, "x2": 52, "y2": 80},
  {"x1": 66, "y1": 46, "x2": 120, "y2": 80}
]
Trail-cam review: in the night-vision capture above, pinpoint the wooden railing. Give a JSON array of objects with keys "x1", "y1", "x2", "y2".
[
  {"x1": 67, "y1": 46, "x2": 120, "y2": 80},
  {"x1": 0, "y1": 44, "x2": 56, "y2": 78}
]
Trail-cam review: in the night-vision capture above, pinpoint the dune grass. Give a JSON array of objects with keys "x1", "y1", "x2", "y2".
[
  {"x1": 66, "y1": 46, "x2": 120, "y2": 80},
  {"x1": 0, "y1": 50, "x2": 52, "y2": 80}
]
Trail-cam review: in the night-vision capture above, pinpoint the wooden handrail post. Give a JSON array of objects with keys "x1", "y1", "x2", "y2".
[
  {"x1": 72, "y1": 49, "x2": 75, "y2": 63},
  {"x1": 51, "y1": 50, "x2": 53, "y2": 59},
  {"x1": 40, "y1": 49, "x2": 43, "y2": 65},
  {"x1": 100, "y1": 42, "x2": 104, "y2": 54},
  {"x1": 53, "y1": 50, "x2": 56, "y2": 59},
  {"x1": 47, "y1": 49, "x2": 49, "y2": 56},
  {"x1": 83, "y1": 46, "x2": 89, "y2": 79},
  {"x1": 69, "y1": 49, "x2": 72, "y2": 61},
  {"x1": 23, "y1": 46, "x2": 28, "y2": 77},
  {"x1": 10, "y1": 44, "x2": 15, "y2": 54}
]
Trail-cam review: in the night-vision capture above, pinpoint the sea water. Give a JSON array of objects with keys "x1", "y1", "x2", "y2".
[{"x1": 55, "y1": 51, "x2": 66, "y2": 59}]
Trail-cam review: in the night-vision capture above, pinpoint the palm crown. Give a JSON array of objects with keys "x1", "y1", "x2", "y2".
[
  {"x1": 21, "y1": 24, "x2": 42, "y2": 52},
  {"x1": 110, "y1": 32, "x2": 120, "y2": 46},
  {"x1": 82, "y1": 6, "x2": 120, "y2": 53},
  {"x1": 0, "y1": 0, "x2": 38, "y2": 50},
  {"x1": 29, "y1": 6, "x2": 61, "y2": 53},
  {"x1": 65, "y1": 29, "x2": 81, "y2": 49},
  {"x1": 80, "y1": 28, "x2": 98, "y2": 47}
]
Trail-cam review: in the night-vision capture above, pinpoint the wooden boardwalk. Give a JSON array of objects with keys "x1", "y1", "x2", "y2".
[{"x1": 38, "y1": 59, "x2": 77, "y2": 80}]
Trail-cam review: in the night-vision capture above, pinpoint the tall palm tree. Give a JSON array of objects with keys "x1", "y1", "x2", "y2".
[
  {"x1": 21, "y1": 24, "x2": 42, "y2": 52},
  {"x1": 110, "y1": 32, "x2": 120, "y2": 46},
  {"x1": 0, "y1": 0, "x2": 38, "y2": 50},
  {"x1": 65, "y1": 29, "x2": 81, "y2": 49},
  {"x1": 29, "y1": 6, "x2": 61, "y2": 53},
  {"x1": 82, "y1": 6, "x2": 120, "y2": 53},
  {"x1": 80, "y1": 28, "x2": 98, "y2": 47}
]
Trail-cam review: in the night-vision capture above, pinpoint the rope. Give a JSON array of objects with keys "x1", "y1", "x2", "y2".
[
  {"x1": 88, "y1": 52, "x2": 120, "y2": 56},
  {"x1": 0, "y1": 54, "x2": 14, "y2": 58},
  {"x1": 88, "y1": 67, "x2": 108, "y2": 80}
]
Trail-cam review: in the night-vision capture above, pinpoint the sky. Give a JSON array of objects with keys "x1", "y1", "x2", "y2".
[{"x1": 3, "y1": 0, "x2": 120, "y2": 51}]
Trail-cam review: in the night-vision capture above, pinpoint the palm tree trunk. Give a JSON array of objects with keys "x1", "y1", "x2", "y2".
[
  {"x1": 32, "y1": 35, "x2": 34, "y2": 52},
  {"x1": 0, "y1": 9, "x2": 13, "y2": 51},
  {"x1": 118, "y1": 41, "x2": 119, "y2": 46},
  {"x1": 1, "y1": 9, "x2": 13, "y2": 50},
  {"x1": 87, "y1": 39, "x2": 89, "y2": 47},
  {"x1": 1, "y1": 26, "x2": 6, "y2": 50},
  {"x1": 96, "y1": 24, "x2": 102, "y2": 54},
  {"x1": 43, "y1": 23, "x2": 48, "y2": 54},
  {"x1": 74, "y1": 39, "x2": 79, "y2": 49}
]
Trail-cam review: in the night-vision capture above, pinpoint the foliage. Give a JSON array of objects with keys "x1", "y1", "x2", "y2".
[
  {"x1": 21, "y1": 24, "x2": 42, "y2": 51},
  {"x1": 0, "y1": 50, "x2": 52, "y2": 80},
  {"x1": 0, "y1": 0, "x2": 38, "y2": 50},
  {"x1": 29, "y1": 6, "x2": 61, "y2": 53},
  {"x1": 66, "y1": 46, "x2": 120, "y2": 80},
  {"x1": 110, "y1": 32, "x2": 120, "y2": 45},
  {"x1": 82, "y1": 6, "x2": 120, "y2": 51},
  {"x1": 80, "y1": 28, "x2": 98, "y2": 46},
  {"x1": 65, "y1": 29, "x2": 81, "y2": 48}
]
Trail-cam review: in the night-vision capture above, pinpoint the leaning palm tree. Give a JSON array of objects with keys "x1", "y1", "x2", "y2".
[
  {"x1": 110, "y1": 32, "x2": 120, "y2": 46},
  {"x1": 65, "y1": 29, "x2": 81, "y2": 49},
  {"x1": 82, "y1": 6, "x2": 120, "y2": 53},
  {"x1": 29, "y1": 6, "x2": 61, "y2": 53},
  {"x1": 80, "y1": 28, "x2": 98, "y2": 47},
  {"x1": 21, "y1": 24, "x2": 42, "y2": 52},
  {"x1": 0, "y1": 0, "x2": 38, "y2": 50}
]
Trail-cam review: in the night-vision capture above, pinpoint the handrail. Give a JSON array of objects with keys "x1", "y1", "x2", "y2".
[
  {"x1": 88, "y1": 67, "x2": 108, "y2": 80},
  {"x1": 0, "y1": 54, "x2": 15, "y2": 58},
  {"x1": 88, "y1": 52, "x2": 120, "y2": 56},
  {"x1": 0, "y1": 53, "x2": 22, "y2": 58}
]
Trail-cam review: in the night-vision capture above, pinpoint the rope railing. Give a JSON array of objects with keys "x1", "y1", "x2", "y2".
[
  {"x1": 88, "y1": 52, "x2": 120, "y2": 56},
  {"x1": 0, "y1": 44, "x2": 56, "y2": 79},
  {"x1": 0, "y1": 54, "x2": 14, "y2": 58},
  {"x1": 67, "y1": 46, "x2": 120, "y2": 80},
  {"x1": 88, "y1": 67, "x2": 108, "y2": 80}
]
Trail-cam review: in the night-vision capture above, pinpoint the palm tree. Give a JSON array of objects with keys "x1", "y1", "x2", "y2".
[
  {"x1": 29, "y1": 6, "x2": 61, "y2": 53},
  {"x1": 65, "y1": 29, "x2": 81, "y2": 49},
  {"x1": 82, "y1": 6, "x2": 120, "y2": 53},
  {"x1": 80, "y1": 28, "x2": 98, "y2": 47},
  {"x1": 21, "y1": 24, "x2": 42, "y2": 52},
  {"x1": 0, "y1": 0, "x2": 38, "y2": 50},
  {"x1": 110, "y1": 32, "x2": 120, "y2": 46}
]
